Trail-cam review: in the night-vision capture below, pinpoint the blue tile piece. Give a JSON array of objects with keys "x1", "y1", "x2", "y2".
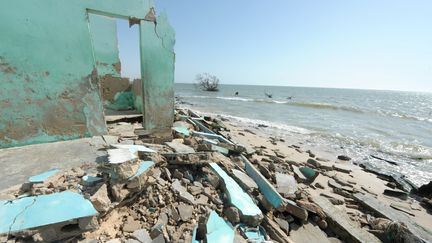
[
  {"x1": 129, "y1": 161, "x2": 155, "y2": 180},
  {"x1": 190, "y1": 118, "x2": 215, "y2": 134},
  {"x1": 241, "y1": 155, "x2": 284, "y2": 209},
  {"x1": 28, "y1": 169, "x2": 60, "y2": 183},
  {"x1": 206, "y1": 211, "x2": 235, "y2": 243},
  {"x1": 238, "y1": 224, "x2": 266, "y2": 242},
  {"x1": 0, "y1": 191, "x2": 98, "y2": 234},
  {"x1": 192, "y1": 131, "x2": 233, "y2": 145},
  {"x1": 173, "y1": 126, "x2": 190, "y2": 136},
  {"x1": 209, "y1": 163, "x2": 262, "y2": 218}
]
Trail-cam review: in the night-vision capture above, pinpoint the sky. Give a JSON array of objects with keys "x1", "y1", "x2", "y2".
[{"x1": 117, "y1": 0, "x2": 432, "y2": 92}]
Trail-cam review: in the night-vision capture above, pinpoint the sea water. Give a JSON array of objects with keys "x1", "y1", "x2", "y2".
[{"x1": 175, "y1": 83, "x2": 432, "y2": 187}]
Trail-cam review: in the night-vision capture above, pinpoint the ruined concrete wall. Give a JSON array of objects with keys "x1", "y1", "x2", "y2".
[
  {"x1": 132, "y1": 79, "x2": 143, "y2": 113},
  {"x1": 140, "y1": 12, "x2": 176, "y2": 132},
  {"x1": 0, "y1": 0, "x2": 173, "y2": 148}
]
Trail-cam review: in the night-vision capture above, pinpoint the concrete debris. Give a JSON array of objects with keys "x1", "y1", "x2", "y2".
[
  {"x1": 90, "y1": 184, "x2": 111, "y2": 213},
  {"x1": 1, "y1": 108, "x2": 430, "y2": 243},
  {"x1": 275, "y1": 173, "x2": 297, "y2": 196}
]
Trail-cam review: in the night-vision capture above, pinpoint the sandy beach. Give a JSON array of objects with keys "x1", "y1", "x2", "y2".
[{"x1": 217, "y1": 112, "x2": 432, "y2": 231}]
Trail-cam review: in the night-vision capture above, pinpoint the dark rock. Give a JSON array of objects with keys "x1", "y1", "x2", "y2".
[
  {"x1": 383, "y1": 189, "x2": 408, "y2": 200},
  {"x1": 317, "y1": 219, "x2": 328, "y2": 230},
  {"x1": 337, "y1": 155, "x2": 351, "y2": 161},
  {"x1": 224, "y1": 207, "x2": 240, "y2": 224},
  {"x1": 274, "y1": 217, "x2": 289, "y2": 234},
  {"x1": 417, "y1": 181, "x2": 432, "y2": 197},
  {"x1": 315, "y1": 182, "x2": 325, "y2": 189}
]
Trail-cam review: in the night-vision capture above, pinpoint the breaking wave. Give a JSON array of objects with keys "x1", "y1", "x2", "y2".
[
  {"x1": 181, "y1": 95, "x2": 432, "y2": 122},
  {"x1": 181, "y1": 95, "x2": 363, "y2": 113}
]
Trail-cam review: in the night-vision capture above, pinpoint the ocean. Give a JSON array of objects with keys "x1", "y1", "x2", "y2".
[{"x1": 175, "y1": 83, "x2": 432, "y2": 187}]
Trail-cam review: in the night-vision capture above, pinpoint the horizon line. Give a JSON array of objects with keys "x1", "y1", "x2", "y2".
[{"x1": 175, "y1": 81, "x2": 432, "y2": 94}]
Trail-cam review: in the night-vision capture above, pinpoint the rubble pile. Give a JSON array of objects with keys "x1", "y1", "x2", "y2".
[{"x1": 1, "y1": 108, "x2": 431, "y2": 243}]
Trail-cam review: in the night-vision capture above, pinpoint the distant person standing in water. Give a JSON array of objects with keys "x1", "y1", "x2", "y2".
[{"x1": 235, "y1": 91, "x2": 239, "y2": 96}]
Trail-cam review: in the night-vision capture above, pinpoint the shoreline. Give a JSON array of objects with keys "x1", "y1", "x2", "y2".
[
  {"x1": 178, "y1": 102, "x2": 431, "y2": 187},
  {"x1": 212, "y1": 111, "x2": 432, "y2": 230}
]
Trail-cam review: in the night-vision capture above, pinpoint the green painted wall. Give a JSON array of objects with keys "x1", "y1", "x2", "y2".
[
  {"x1": 140, "y1": 12, "x2": 176, "y2": 132},
  {"x1": 0, "y1": 0, "x2": 175, "y2": 148},
  {"x1": 88, "y1": 14, "x2": 121, "y2": 77}
]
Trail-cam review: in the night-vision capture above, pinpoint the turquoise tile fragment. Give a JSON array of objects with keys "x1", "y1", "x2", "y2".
[
  {"x1": 206, "y1": 211, "x2": 235, "y2": 243},
  {"x1": 192, "y1": 131, "x2": 233, "y2": 145},
  {"x1": 238, "y1": 224, "x2": 266, "y2": 242},
  {"x1": 129, "y1": 161, "x2": 155, "y2": 180},
  {"x1": 28, "y1": 169, "x2": 60, "y2": 183},
  {"x1": 0, "y1": 191, "x2": 98, "y2": 234},
  {"x1": 209, "y1": 163, "x2": 262, "y2": 218},
  {"x1": 241, "y1": 155, "x2": 284, "y2": 209},
  {"x1": 211, "y1": 145, "x2": 229, "y2": 155},
  {"x1": 173, "y1": 126, "x2": 190, "y2": 136}
]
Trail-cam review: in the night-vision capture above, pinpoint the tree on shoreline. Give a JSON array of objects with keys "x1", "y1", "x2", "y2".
[{"x1": 195, "y1": 73, "x2": 220, "y2": 91}]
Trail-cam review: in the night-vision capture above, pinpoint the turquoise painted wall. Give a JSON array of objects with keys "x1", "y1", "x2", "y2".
[
  {"x1": 140, "y1": 12, "x2": 176, "y2": 131},
  {"x1": 88, "y1": 14, "x2": 121, "y2": 77},
  {"x1": 0, "y1": 0, "x2": 175, "y2": 148}
]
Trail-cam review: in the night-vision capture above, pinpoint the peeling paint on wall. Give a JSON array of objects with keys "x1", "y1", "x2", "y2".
[{"x1": 140, "y1": 11, "x2": 176, "y2": 132}]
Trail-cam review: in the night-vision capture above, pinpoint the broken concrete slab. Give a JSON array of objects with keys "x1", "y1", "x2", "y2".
[
  {"x1": 172, "y1": 179, "x2": 195, "y2": 205},
  {"x1": 132, "y1": 229, "x2": 152, "y2": 243},
  {"x1": 328, "y1": 179, "x2": 354, "y2": 193},
  {"x1": 261, "y1": 216, "x2": 294, "y2": 243},
  {"x1": 192, "y1": 131, "x2": 234, "y2": 145},
  {"x1": 111, "y1": 144, "x2": 156, "y2": 153},
  {"x1": 275, "y1": 173, "x2": 297, "y2": 195},
  {"x1": 289, "y1": 222, "x2": 332, "y2": 243},
  {"x1": 0, "y1": 191, "x2": 98, "y2": 234},
  {"x1": 390, "y1": 203, "x2": 416, "y2": 216},
  {"x1": 311, "y1": 195, "x2": 381, "y2": 243},
  {"x1": 209, "y1": 163, "x2": 262, "y2": 226},
  {"x1": 353, "y1": 193, "x2": 432, "y2": 242},
  {"x1": 274, "y1": 217, "x2": 290, "y2": 234},
  {"x1": 162, "y1": 152, "x2": 211, "y2": 165},
  {"x1": 177, "y1": 203, "x2": 193, "y2": 221},
  {"x1": 0, "y1": 137, "x2": 107, "y2": 191},
  {"x1": 383, "y1": 188, "x2": 408, "y2": 200},
  {"x1": 108, "y1": 148, "x2": 138, "y2": 164},
  {"x1": 241, "y1": 156, "x2": 307, "y2": 221},
  {"x1": 332, "y1": 164, "x2": 352, "y2": 174},
  {"x1": 90, "y1": 184, "x2": 111, "y2": 213},
  {"x1": 197, "y1": 144, "x2": 229, "y2": 155},
  {"x1": 165, "y1": 141, "x2": 195, "y2": 153},
  {"x1": 232, "y1": 169, "x2": 258, "y2": 190}
]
